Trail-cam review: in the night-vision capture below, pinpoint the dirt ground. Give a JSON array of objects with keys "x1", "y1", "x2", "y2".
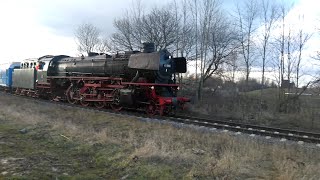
[{"x1": 0, "y1": 94, "x2": 320, "y2": 179}]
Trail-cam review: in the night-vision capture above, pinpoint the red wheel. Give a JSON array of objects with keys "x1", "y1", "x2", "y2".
[
  {"x1": 80, "y1": 98, "x2": 90, "y2": 107},
  {"x1": 146, "y1": 100, "x2": 157, "y2": 116},
  {"x1": 94, "y1": 102, "x2": 105, "y2": 108},
  {"x1": 79, "y1": 87, "x2": 90, "y2": 106},
  {"x1": 94, "y1": 94, "x2": 105, "y2": 108}
]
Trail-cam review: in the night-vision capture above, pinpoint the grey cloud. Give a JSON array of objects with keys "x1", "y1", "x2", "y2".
[
  {"x1": 30, "y1": 0, "x2": 275, "y2": 38},
  {"x1": 31, "y1": 0, "x2": 172, "y2": 38},
  {"x1": 32, "y1": 0, "x2": 136, "y2": 37}
]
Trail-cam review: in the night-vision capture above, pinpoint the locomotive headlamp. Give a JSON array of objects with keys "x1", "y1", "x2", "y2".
[
  {"x1": 150, "y1": 86, "x2": 155, "y2": 90},
  {"x1": 177, "y1": 86, "x2": 180, "y2": 90}
]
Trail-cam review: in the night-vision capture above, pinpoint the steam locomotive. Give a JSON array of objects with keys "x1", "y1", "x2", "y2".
[{"x1": 2, "y1": 43, "x2": 189, "y2": 115}]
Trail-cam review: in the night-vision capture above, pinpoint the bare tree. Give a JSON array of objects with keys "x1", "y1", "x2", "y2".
[
  {"x1": 285, "y1": 26, "x2": 296, "y2": 86},
  {"x1": 235, "y1": 0, "x2": 260, "y2": 90},
  {"x1": 271, "y1": 3, "x2": 291, "y2": 102},
  {"x1": 192, "y1": 0, "x2": 238, "y2": 100},
  {"x1": 190, "y1": 0, "x2": 199, "y2": 84},
  {"x1": 145, "y1": 6, "x2": 178, "y2": 50},
  {"x1": 96, "y1": 37, "x2": 113, "y2": 53},
  {"x1": 75, "y1": 23, "x2": 100, "y2": 55},
  {"x1": 257, "y1": 0, "x2": 279, "y2": 115},
  {"x1": 112, "y1": 15, "x2": 135, "y2": 51},
  {"x1": 111, "y1": 0, "x2": 145, "y2": 51},
  {"x1": 279, "y1": 5, "x2": 286, "y2": 87},
  {"x1": 178, "y1": 0, "x2": 195, "y2": 59},
  {"x1": 260, "y1": 0, "x2": 279, "y2": 88},
  {"x1": 111, "y1": 4, "x2": 178, "y2": 51},
  {"x1": 295, "y1": 15, "x2": 311, "y2": 89},
  {"x1": 197, "y1": 0, "x2": 218, "y2": 100},
  {"x1": 276, "y1": 3, "x2": 295, "y2": 88},
  {"x1": 223, "y1": 52, "x2": 239, "y2": 83},
  {"x1": 204, "y1": 13, "x2": 238, "y2": 82},
  {"x1": 173, "y1": 0, "x2": 195, "y2": 86}
]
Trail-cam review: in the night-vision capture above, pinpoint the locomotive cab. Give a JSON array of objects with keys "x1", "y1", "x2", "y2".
[
  {"x1": 128, "y1": 49, "x2": 186, "y2": 84},
  {"x1": 127, "y1": 44, "x2": 189, "y2": 114}
]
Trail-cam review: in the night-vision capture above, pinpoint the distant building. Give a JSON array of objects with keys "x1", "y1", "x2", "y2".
[{"x1": 281, "y1": 80, "x2": 295, "y2": 88}]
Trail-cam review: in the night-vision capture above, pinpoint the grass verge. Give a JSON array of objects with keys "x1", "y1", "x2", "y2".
[{"x1": 0, "y1": 94, "x2": 319, "y2": 179}]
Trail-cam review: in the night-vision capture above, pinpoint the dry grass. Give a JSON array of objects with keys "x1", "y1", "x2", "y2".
[
  {"x1": 189, "y1": 92, "x2": 320, "y2": 133},
  {"x1": 0, "y1": 94, "x2": 320, "y2": 179}
]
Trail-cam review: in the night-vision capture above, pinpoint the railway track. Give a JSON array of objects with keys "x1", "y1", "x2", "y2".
[
  {"x1": 170, "y1": 115, "x2": 320, "y2": 146},
  {"x1": 1, "y1": 91, "x2": 320, "y2": 147}
]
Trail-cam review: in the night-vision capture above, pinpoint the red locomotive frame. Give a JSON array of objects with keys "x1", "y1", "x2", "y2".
[{"x1": 17, "y1": 75, "x2": 189, "y2": 116}]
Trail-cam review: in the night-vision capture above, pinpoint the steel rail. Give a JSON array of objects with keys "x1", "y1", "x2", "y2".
[
  {"x1": 168, "y1": 116, "x2": 320, "y2": 144},
  {"x1": 173, "y1": 115, "x2": 320, "y2": 140}
]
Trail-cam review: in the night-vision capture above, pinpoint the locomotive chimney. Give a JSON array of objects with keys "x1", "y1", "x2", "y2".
[{"x1": 142, "y1": 42, "x2": 155, "y2": 53}]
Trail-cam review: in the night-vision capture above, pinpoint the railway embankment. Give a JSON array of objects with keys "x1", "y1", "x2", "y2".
[{"x1": 0, "y1": 95, "x2": 319, "y2": 179}]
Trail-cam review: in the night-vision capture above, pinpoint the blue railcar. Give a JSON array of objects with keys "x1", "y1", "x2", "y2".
[{"x1": 0, "y1": 62, "x2": 20, "y2": 88}]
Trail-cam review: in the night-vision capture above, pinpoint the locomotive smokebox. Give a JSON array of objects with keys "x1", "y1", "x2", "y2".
[{"x1": 142, "y1": 42, "x2": 155, "y2": 53}]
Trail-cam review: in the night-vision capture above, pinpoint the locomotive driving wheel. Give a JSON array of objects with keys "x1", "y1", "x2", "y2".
[
  {"x1": 94, "y1": 93, "x2": 105, "y2": 109},
  {"x1": 166, "y1": 106, "x2": 176, "y2": 116},
  {"x1": 146, "y1": 100, "x2": 157, "y2": 116},
  {"x1": 94, "y1": 101, "x2": 105, "y2": 109},
  {"x1": 79, "y1": 87, "x2": 90, "y2": 107},
  {"x1": 80, "y1": 97, "x2": 90, "y2": 106},
  {"x1": 66, "y1": 85, "x2": 78, "y2": 104},
  {"x1": 110, "y1": 89, "x2": 122, "y2": 111}
]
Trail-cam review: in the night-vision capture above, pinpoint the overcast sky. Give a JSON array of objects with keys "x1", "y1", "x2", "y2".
[
  {"x1": 0, "y1": 0, "x2": 173, "y2": 61},
  {"x1": 0, "y1": 0, "x2": 319, "y2": 81},
  {"x1": 1, "y1": 0, "x2": 310, "y2": 61}
]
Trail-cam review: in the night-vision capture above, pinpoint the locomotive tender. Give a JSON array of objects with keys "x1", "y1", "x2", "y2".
[{"x1": 4, "y1": 43, "x2": 189, "y2": 115}]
